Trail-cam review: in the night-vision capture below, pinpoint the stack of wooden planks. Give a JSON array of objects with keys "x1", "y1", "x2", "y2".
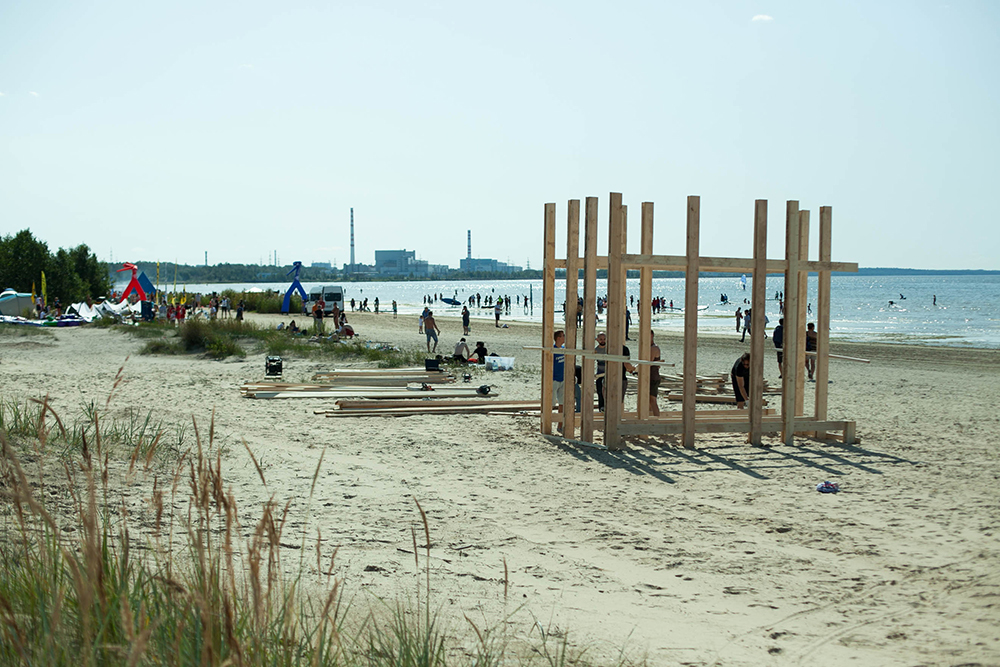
[
  {"x1": 310, "y1": 368, "x2": 455, "y2": 386},
  {"x1": 316, "y1": 398, "x2": 539, "y2": 418},
  {"x1": 660, "y1": 372, "x2": 780, "y2": 404},
  {"x1": 241, "y1": 381, "x2": 494, "y2": 400}
]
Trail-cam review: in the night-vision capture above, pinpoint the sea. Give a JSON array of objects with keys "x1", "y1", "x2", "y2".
[{"x1": 123, "y1": 274, "x2": 1000, "y2": 349}]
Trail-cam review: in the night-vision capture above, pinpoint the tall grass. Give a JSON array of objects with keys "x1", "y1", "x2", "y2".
[{"x1": 0, "y1": 392, "x2": 636, "y2": 665}]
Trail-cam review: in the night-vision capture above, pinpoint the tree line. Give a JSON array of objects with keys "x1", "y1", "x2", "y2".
[{"x1": 0, "y1": 230, "x2": 111, "y2": 303}]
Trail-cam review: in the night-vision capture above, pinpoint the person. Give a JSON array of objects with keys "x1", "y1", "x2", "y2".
[
  {"x1": 625, "y1": 308, "x2": 632, "y2": 341},
  {"x1": 772, "y1": 318, "x2": 784, "y2": 378},
  {"x1": 424, "y1": 310, "x2": 440, "y2": 353},
  {"x1": 648, "y1": 330, "x2": 661, "y2": 417},
  {"x1": 552, "y1": 330, "x2": 566, "y2": 410},
  {"x1": 494, "y1": 300, "x2": 502, "y2": 327},
  {"x1": 176, "y1": 302, "x2": 186, "y2": 327},
  {"x1": 289, "y1": 319, "x2": 300, "y2": 333},
  {"x1": 332, "y1": 302, "x2": 341, "y2": 329},
  {"x1": 735, "y1": 307, "x2": 742, "y2": 332},
  {"x1": 453, "y1": 337, "x2": 470, "y2": 362},
  {"x1": 807, "y1": 302, "x2": 812, "y2": 315},
  {"x1": 472, "y1": 341, "x2": 488, "y2": 363},
  {"x1": 462, "y1": 306, "x2": 470, "y2": 335},
  {"x1": 731, "y1": 352, "x2": 751, "y2": 409},
  {"x1": 235, "y1": 300, "x2": 244, "y2": 322},
  {"x1": 313, "y1": 299, "x2": 325, "y2": 334},
  {"x1": 741, "y1": 308, "x2": 751, "y2": 342},
  {"x1": 374, "y1": 297, "x2": 379, "y2": 314},
  {"x1": 392, "y1": 300, "x2": 397, "y2": 319},
  {"x1": 594, "y1": 332, "x2": 608, "y2": 412},
  {"x1": 350, "y1": 298, "x2": 355, "y2": 311},
  {"x1": 933, "y1": 294, "x2": 937, "y2": 306},
  {"x1": 806, "y1": 322, "x2": 817, "y2": 380},
  {"x1": 419, "y1": 306, "x2": 428, "y2": 334}
]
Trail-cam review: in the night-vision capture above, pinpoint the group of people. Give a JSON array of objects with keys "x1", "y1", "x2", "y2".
[
  {"x1": 732, "y1": 318, "x2": 820, "y2": 409},
  {"x1": 551, "y1": 329, "x2": 663, "y2": 418},
  {"x1": 309, "y1": 299, "x2": 354, "y2": 337}
]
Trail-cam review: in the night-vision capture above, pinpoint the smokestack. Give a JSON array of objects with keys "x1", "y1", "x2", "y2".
[
  {"x1": 350, "y1": 208, "x2": 355, "y2": 273},
  {"x1": 467, "y1": 230, "x2": 472, "y2": 259}
]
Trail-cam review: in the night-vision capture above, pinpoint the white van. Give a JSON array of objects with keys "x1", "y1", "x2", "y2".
[{"x1": 306, "y1": 285, "x2": 345, "y2": 315}]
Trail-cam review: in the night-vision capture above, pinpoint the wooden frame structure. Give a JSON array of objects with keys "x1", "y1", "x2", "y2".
[{"x1": 539, "y1": 194, "x2": 859, "y2": 450}]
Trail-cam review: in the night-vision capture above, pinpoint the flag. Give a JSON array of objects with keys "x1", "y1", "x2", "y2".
[{"x1": 41, "y1": 272, "x2": 47, "y2": 306}]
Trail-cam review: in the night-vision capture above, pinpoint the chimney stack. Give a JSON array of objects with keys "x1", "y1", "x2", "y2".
[
  {"x1": 467, "y1": 230, "x2": 472, "y2": 259},
  {"x1": 350, "y1": 208, "x2": 355, "y2": 273}
]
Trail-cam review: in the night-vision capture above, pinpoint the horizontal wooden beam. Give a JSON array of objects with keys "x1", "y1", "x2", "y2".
[
  {"x1": 522, "y1": 346, "x2": 676, "y2": 367},
  {"x1": 554, "y1": 256, "x2": 858, "y2": 274},
  {"x1": 617, "y1": 419, "x2": 854, "y2": 436}
]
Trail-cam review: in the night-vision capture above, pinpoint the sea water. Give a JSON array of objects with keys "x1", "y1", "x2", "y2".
[{"x1": 130, "y1": 274, "x2": 1000, "y2": 349}]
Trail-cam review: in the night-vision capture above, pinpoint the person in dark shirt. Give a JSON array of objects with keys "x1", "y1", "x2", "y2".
[
  {"x1": 731, "y1": 352, "x2": 751, "y2": 409},
  {"x1": 772, "y1": 318, "x2": 784, "y2": 378},
  {"x1": 472, "y1": 341, "x2": 488, "y2": 363}
]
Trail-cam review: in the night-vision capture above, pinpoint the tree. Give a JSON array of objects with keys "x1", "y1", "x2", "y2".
[
  {"x1": 0, "y1": 230, "x2": 49, "y2": 294},
  {"x1": 0, "y1": 230, "x2": 112, "y2": 302}
]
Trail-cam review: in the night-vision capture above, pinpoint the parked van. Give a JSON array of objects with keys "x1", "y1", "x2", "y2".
[{"x1": 305, "y1": 285, "x2": 345, "y2": 315}]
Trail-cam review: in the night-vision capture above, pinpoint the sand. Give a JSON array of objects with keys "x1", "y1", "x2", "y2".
[{"x1": 2, "y1": 310, "x2": 999, "y2": 666}]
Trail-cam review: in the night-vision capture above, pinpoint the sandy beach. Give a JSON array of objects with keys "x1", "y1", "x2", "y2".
[{"x1": 2, "y1": 310, "x2": 998, "y2": 666}]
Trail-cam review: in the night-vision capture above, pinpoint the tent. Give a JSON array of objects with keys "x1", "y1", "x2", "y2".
[{"x1": 0, "y1": 289, "x2": 34, "y2": 317}]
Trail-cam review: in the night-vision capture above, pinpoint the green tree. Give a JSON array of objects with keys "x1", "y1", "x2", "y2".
[{"x1": 0, "y1": 230, "x2": 49, "y2": 294}]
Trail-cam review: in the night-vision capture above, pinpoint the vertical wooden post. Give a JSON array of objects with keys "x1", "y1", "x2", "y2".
[
  {"x1": 605, "y1": 193, "x2": 625, "y2": 450},
  {"x1": 541, "y1": 203, "x2": 556, "y2": 435},
  {"x1": 781, "y1": 201, "x2": 800, "y2": 445},
  {"x1": 815, "y1": 206, "x2": 833, "y2": 438},
  {"x1": 580, "y1": 197, "x2": 599, "y2": 442},
  {"x1": 637, "y1": 203, "x2": 654, "y2": 420},
  {"x1": 682, "y1": 196, "x2": 700, "y2": 449},
  {"x1": 562, "y1": 200, "x2": 581, "y2": 437},
  {"x1": 749, "y1": 199, "x2": 767, "y2": 445},
  {"x1": 795, "y1": 210, "x2": 810, "y2": 421}
]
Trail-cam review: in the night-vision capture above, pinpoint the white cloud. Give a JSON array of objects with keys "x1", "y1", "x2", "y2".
[
  {"x1": 752, "y1": 14, "x2": 774, "y2": 22},
  {"x1": 29, "y1": 91, "x2": 39, "y2": 96}
]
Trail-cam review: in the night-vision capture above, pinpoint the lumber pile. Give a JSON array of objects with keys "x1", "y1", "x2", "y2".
[
  {"x1": 316, "y1": 399, "x2": 539, "y2": 418},
  {"x1": 241, "y1": 381, "x2": 495, "y2": 400},
  {"x1": 659, "y1": 372, "x2": 780, "y2": 402},
  {"x1": 311, "y1": 368, "x2": 455, "y2": 386}
]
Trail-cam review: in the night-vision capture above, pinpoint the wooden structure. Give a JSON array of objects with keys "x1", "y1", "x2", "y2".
[{"x1": 538, "y1": 195, "x2": 859, "y2": 450}]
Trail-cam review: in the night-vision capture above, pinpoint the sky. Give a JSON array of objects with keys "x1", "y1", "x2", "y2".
[{"x1": 2, "y1": 1, "x2": 998, "y2": 271}]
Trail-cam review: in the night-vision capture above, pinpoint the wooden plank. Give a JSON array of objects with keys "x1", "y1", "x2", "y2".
[
  {"x1": 248, "y1": 389, "x2": 497, "y2": 400},
  {"x1": 666, "y1": 393, "x2": 740, "y2": 404},
  {"x1": 618, "y1": 419, "x2": 853, "y2": 436},
  {"x1": 637, "y1": 202, "x2": 654, "y2": 419},
  {"x1": 541, "y1": 203, "x2": 556, "y2": 435},
  {"x1": 782, "y1": 201, "x2": 800, "y2": 445},
  {"x1": 682, "y1": 195, "x2": 700, "y2": 449},
  {"x1": 580, "y1": 197, "x2": 599, "y2": 443},
  {"x1": 749, "y1": 199, "x2": 767, "y2": 445},
  {"x1": 604, "y1": 192, "x2": 625, "y2": 450},
  {"x1": 563, "y1": 199, "x2": 580, "y2": 438},
  {"x1": 332, "y1": 399, "x2": 538, "y2": 410},
  {"x1": 557, "y1": 256, "x2": 858, "y2": 274},
  {"x1": 796, "y1": 210, "x2": 810, "y2": 419},
  {"x1": 624, "y1": 408, "x2": 776, "y2": 419},
  {"x1": 522, "y1": 346, "x2": 674, "y2": 366},
  {"x1": 806, "y1": 351, "x2": 869, "y2": 363},
  {"x1": 815, "y1": 206, "x2": 832, "y2": 437}
]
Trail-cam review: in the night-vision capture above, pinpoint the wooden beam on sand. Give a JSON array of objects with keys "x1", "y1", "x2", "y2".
[
  {"x1": 604, "y1": 192, "x2": 626, "y2": 450},
  {"x1": 523, "y1": 346, "x2": 675, "y2": 367},
  {"x1": 749, "y1": 199, "x2": 768, "y2": 445},
  {"x1": 637, "y1": 202, "x2": 654, "y2": 420},
  {"x1": 682, "y1": 195, "x2": 700, "y2": 449},
  {"x1": 563, "y1": 199, "x2": 580, "y2": 439},
  {"x1": 580, "y1": 197, "x2": 599, "y2": 443},
  {"x1": 541, "y1": 202, "x2": 556, "y2": 435},
  {"x1": 329, "y1": 399, "x2": 537, "y2": 411}
]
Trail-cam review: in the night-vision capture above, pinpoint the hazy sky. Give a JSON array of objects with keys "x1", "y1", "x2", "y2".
[{"x1": 2, "y1": 1, "x2": 998, "y2": 270}]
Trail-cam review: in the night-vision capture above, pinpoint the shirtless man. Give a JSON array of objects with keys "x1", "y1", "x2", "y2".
[{"x1": 424, "y1": 310, "x2": 440, "y2": 353}]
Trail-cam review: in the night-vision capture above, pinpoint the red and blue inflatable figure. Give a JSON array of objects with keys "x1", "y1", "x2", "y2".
[{"x1": 117, "y1": 262, "x2": 147, "y2": 303}]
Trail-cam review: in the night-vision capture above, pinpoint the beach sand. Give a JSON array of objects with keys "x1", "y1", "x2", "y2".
[{"x1": 2, "y1": 310, "x2": 998, "y2": 665}]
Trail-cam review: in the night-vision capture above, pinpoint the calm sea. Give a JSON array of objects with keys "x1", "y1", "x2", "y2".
[{"x1": 127, "y1": 274, "x2": 1000, "y2": 349}]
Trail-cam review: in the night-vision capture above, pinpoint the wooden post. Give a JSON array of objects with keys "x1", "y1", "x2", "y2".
[
  {"x1": 781, "y1": 201, "x2": 800, "y2": 445},
  {"x1": 541, "y1": 203, "x2": 556, "y2": 435},
  {"x1": 815, "y1": 206, "x2": 832, "y2": 438},
  {"x1": 637, "y1": 203, "x2": 654, "y2": 420},
  {"x1": 562, "y1": 200, "x2": 580, "y2": 438},
  {"x1": 605, "y1": 193, "x2": 625, "y2": 450},
  {"x1": 749, "y1": 199, "x2": 767, "y2": 445},
  {"x1": 682, "y1": 196, "x2": 700, "y2": 449},
  {"x1": 795, "y1": 210, "x2": 810, "y2": 420},
  {"x1": 580, "y1": 197, "x2": 599, "y2": 443}
]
